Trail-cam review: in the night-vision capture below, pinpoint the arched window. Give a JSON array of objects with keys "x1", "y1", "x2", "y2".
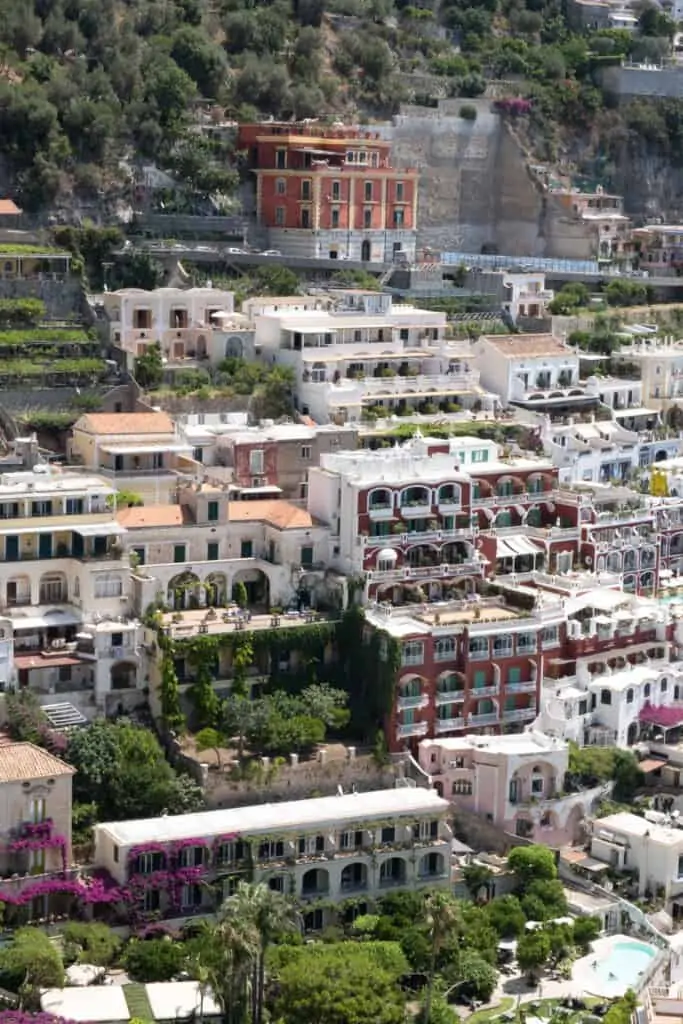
[
  {"x1": 626, "y1": 688, "x2": 634, "y2": 704},
  {"x1": 644, "y1": 682, "x2": 651, "y2": 699}
]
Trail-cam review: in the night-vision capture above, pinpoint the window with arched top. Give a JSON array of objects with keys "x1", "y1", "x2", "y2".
[
  {"x1": 626, "y1": 688, "x2": 634, "y2": 704},
  {"x1": 368, "y1": 487, "x2": 393, "y2": 512},
  {"x1": 644, "y1": 683, "x2": 651, "y2": 699}
]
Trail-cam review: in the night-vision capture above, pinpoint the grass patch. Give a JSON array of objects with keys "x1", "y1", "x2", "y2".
[
  {"x1": 123, "y1": 983, "x2": 154, "y2": 1020},
  {"x1": 0, "y1": 358, "x2": 106, "y2": 378},
  {"x1": 0, "y1": 329, "x2": 92, "y2": 346},
  {"x1": 0, "y1": 245, "x2": 69, "y2": 255},
  {"x1": 467, "y1": 996, "x2": 515, "y2": 1024}
]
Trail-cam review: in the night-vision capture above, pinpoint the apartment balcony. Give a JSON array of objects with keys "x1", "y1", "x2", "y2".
[
  {"x1": 435, "y1": 716, "x2": 465, "y2": 733},
  {"x1": 470, "y1": 684, "x2": 499, "y2": 699},
  {"x1": 468, "y1": 712, "x2": 499, "y2": 727},
  {"x1": 367, "y1": 561, "x2": 485, "y2": 583},
  {"x1": 368, "y1": 502, "x2": 395, "y2": 521},
  {"x1": 362, "y1": 528, "x2": 474, "y2": 548},
  {"x1": 503, "y1": 704, "x2": 537, "y2": 722},
  {"x1": 397, "y1": 693, "x2": 429, "y2": 711},
  {"x1": 506, "y1": 680, "x2": 537, "y2": 694},
  {"x1": 471, "y1": 491, "x2": 550, "y2": 508},
  {"x1": 435, "y1": 690, "x2": 464, "y2": 706},
  {"x1": 348, "y1": 372, "x2": 480, "y2": 397},
  {"x1": 397, "y1": 721, "x2": 428, "y2": 739},
  {"x1": 398, "y1": 500, "x2": 432, "y2": 518}
]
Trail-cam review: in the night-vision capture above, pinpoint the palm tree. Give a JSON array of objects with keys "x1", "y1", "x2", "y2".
[
  {"x1": 208, "y1": 905, "x2": 259, "y2": 1024},
  {"x1": 423, "y1": 892, "x2": 461, "y2": 1024},
  {"x1": 218, "y1": 881, "x2": 301, "y2": 1024}
]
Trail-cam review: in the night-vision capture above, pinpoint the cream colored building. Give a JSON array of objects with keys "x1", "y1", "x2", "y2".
[
  {"x1": 0, "y1": 742, "x2": 74, "y2": 896},
  {"x1": 119, "y1": 487, "x2": 332, "y2": 614},
  {"x1": 69, "y1": 412, "x2": 194, "y2": 504},
  {"x1": 93, "y1": 787, "x2": 452, "y2": 925},
  {"x1": 612, "y1": 336, "x2": 683, "y2": 411},
  {"x1": 0, "y1": 467, "x2": 144, "y2": 721},
  {"x1": 103, "y1": 287, "x2": 241, "y2": 368}
]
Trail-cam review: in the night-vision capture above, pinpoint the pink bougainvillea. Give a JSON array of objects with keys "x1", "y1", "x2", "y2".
[
  {"x1": 0, "y1": 1012, "x2": 89, "y2": 1024},
  {"x1": 494, "y1": 97, "x2": 532, "y2": 116}
]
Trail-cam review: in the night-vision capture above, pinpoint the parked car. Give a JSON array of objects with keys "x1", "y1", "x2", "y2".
[
  {"x1": 261, "y1": 249, "x2": 282, "y2": 256},
  {"x1": 225, "y1": 246, "x2": 245, "y2": 255}
]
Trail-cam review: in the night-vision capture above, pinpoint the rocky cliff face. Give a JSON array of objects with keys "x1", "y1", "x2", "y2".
[{"x1": 609, "y1": 145, "x2": 683, "y2": 222}]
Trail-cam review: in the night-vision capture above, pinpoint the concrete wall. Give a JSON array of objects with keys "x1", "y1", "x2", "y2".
[
  {"x1": 384, "y1": 102, "x2": 548, "y2": 256},
  {"x1": 174, "y1": 743, "x2": 404, "y2": 808},
  {"x1": 602, "y1": 65, "x2": 683, "y2": 100},
  {"x1": 0, "y1": 278, "x2": 84, "y2": 319}
]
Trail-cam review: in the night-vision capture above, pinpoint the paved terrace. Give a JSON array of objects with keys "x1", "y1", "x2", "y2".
[{"x1": 160, "y1": 607, "x2": 335, "y2": 639}]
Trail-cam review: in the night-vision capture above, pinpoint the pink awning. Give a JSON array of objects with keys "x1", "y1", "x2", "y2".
[{"x1": 639, "y1": 704, "x2": 683, "y2": 728}]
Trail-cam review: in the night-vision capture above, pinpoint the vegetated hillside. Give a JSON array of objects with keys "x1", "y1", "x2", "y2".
[{"x1": 1, "y1": 0, "x2": 682, "y2": 216}]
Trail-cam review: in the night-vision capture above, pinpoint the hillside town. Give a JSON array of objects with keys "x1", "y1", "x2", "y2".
[{"x1": 9, "y1": 107, "x2": 683, "y2": 1024}]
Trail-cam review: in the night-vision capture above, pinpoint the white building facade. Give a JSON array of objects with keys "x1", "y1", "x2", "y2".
[
  {"x1": 93, "y1": 788, "x2": 452, "y2": 926},
  {"x1": 255, "y1": 292, "x2": 495, "y2": 424}
]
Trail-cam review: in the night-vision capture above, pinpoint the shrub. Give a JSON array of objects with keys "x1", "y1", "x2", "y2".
[
  {"x1": 459, "y1": 104, "x2": 477, "y2": 120},
  {"x1": 123, "y1": 938, "x2": 185, "y2": 982},
  {"x1": 62, "y1": 922, "x2": 121, "y2": 967}
]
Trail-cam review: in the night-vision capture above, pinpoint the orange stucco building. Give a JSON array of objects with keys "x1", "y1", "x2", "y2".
[{"x1": 238, "y1": 122, "x2": 419, "y2": 263}]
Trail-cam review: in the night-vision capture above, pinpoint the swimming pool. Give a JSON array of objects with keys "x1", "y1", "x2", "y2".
[{"x1": 572, "y1": 935, "x2": 658, "y2": 998}]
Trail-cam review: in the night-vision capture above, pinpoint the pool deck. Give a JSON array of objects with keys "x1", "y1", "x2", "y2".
[{"x1": 572, "y1": 935, "x2": 658, "y2": 999}]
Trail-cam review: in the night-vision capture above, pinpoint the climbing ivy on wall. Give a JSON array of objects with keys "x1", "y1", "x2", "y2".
[
  {"x1": 333, "y1": 606, "x2": 401, "y2": 739},
  {"x1": 159, "y1": 649, "x2": 184, "y2": 736},
  {"x1": 154, "y1": 612, "x2": 401, "y2": 744}
]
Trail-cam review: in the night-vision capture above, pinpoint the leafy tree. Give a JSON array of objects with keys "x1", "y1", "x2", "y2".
[
  {"x1": 485, "y1": 894, "x2": 526, "y2": 937},
  {"x1": 604, "y1": 279, "x2": 649, "y2": 307},
  {"x1": 195, "y1": 727, "x2": 226, "y2": 767},
  {"x1": 638, "y1": 3, "x2": 676, "y2": 37},
  {"x1": 62, "y1": 922, "x2": 121, "y2": 967},
  {"x1": 134, "y1": 341, "x2": 164, "y2": 390},
  {"x1": 116, "y1": 253, "x2": 164, "y2": 291},
  {"x1": 270, "y1": 943, "x2": 407, "y2": 1024},
  {"x1": 456, "y1": 950, "x2": 498, "y2": 1001},
  {"x1": 547, "y1": 282, "x2": 590, "y2": 314},
  {"x1": 124, "y1": 938, "x2": 185, "y2": 982},
  {"x1": 462, "y1": 863, "x2": 493, "y2": 901},
  {"x1": 0, "y1": 928, "x2": 65, "y2": 1004},
  {"x1": 66, "y1": 718, "x2": 204, "y2": 821},
  {"x1": 613, "y1": 748, "x2": 645, "y2": 800},
  {"x1": 424, "y1": 893, "x2": 460, "y2": 1024},
  {"x1": 566, "y1": 743, "x2": 642, "y2": 799},
  {"x1": 521, "y1": 879, "x2": 568, "y2": 921},
  {"x1": 508, "y1": 845, "x2": 557, "y2": 888},
  {"x1": 114, "y1": 490, "x2": 144, "y2": 509},
  {"x1": 233, "y1": 581, "x2": 248, "y2": 608},
  {"x1": 573, "y1": 915, "x2": 601, "y2": 951},
  {"x1": 171, "y1": 27, "x2": 228, "y2": 99},
  {"x1": 516, "y1": 930, "x2": 551, "y2": 980}
]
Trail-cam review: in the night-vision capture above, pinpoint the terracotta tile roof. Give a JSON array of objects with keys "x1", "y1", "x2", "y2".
[
  {"x1": 0, "y1": 742, "x2": 74, "y2": 781},
  {"x1": 228, "y1": 500, "x2": 318, "y2": 530},
  {"x1": 482, "y1": 334, "x2": 569, "y2": 358},
  {"x1": 75, "y1": 412, "x2": 175, "y2": 436},
  {"x1": 116, "y1": 505, "x2": 186, "y2": 529},
  {"x1": 0, "y1": 199, "x2": 21, "y2": 215},
  {"x1": 15, "y1": 654, "x2": 82, "y2": 671}
]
